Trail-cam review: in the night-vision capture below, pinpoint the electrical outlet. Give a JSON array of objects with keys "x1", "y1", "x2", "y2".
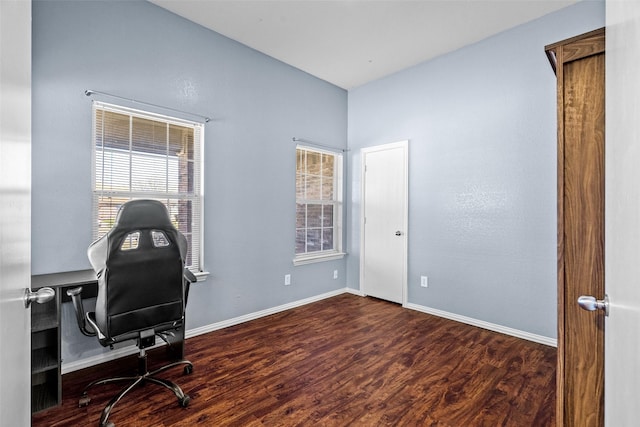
[
  {"x1": 333, "y1": 270, "x2": 338, "y2": 279},
  {"x1": 284, "y1": 274, "x2": 291, "y2": 286},
  {"x1": 420, "y1": 276, "x2": 428, "y2": 288}
]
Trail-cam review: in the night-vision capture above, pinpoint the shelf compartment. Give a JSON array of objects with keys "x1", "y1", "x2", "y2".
[
  {"x1": 30, "y1": 288, "x2": 61, "y2": 414},
  {"x1": 32, "y1": 347, "x2": 58, "y2": 374},
  {"x1": 31, "y1": 295, "x2": 58, "y2": 332},
  {"x1": 31, "y1": 370, "x2": 60, "y2": 413}
]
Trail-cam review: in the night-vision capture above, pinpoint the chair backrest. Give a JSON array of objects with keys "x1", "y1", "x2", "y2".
[{"x1": 88, "y1": 199, "x2": 188, "y2": 341}]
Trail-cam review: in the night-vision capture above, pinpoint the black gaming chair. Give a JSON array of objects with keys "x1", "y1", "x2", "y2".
[{"x1": 67, "y1": 199, "x2": 196, "y2": 427}]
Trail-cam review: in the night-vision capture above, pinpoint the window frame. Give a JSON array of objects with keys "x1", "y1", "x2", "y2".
[
  {"x1": 294, "y1": 144, "x2": 345, "y2": 266},
  {"x1": 91, "y1": 101, "x2": 206, "y2": 276}
]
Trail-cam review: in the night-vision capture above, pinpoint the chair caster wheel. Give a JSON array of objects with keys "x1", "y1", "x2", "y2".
[
  {"x1": 184, "y1": 365, "x2": 193, "y2": 375},
  {"x1": 79, "y1": 393, "x2": 91, "y2": 407},
  {"x1": 179, "y1": 394, "x2": 191, "y2": 408}
]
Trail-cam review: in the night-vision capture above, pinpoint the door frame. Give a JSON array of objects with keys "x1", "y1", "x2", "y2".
[
  {"x1": 359, "y1": 140, "x2": 409, "y2": 305},
  {"x1": 546, "y1": 28, "x2": 606, "y2": 426}
]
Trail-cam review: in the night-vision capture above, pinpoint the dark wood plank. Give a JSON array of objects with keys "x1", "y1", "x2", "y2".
[
  {"x1": 548, "y1": 27, "x2": 605, "y2": 427},
  {"x1": 561, "y1": 51, "x2": 605, "y2": 427},
  {"x1": 32, "y1": 294, "x2": 556, "y2": 426},
  {"x1": 545, "y1": 28, "x2": 605, "y2": 73},
  {"x1": 549, "y1": 27, "x2": 605, "y2": 427}
]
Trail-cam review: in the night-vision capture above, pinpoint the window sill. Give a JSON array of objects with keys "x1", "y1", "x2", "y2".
[
  {"x1": 193, "y1": 271, "x2": 210, "y2": 282},
  {"x1": 293, "y1": 252, "x2": 346, "y2": 266}
]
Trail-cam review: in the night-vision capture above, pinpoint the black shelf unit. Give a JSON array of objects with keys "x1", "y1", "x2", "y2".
[{"x1": 31, "y1": 288, "x2": 61, "y2": 413}]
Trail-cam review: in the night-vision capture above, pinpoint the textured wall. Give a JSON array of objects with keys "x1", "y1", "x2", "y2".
[
  {"x1": 347, "y1": 1, "x2": 605, "y2": 339},
  {"x1": 32, "y1": 0, "x2": 347, "y2": 363}
]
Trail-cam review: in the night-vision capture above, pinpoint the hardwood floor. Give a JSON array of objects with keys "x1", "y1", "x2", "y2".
[{"x1": 32, "y1": 294, "x2": 556, "y2": 426}]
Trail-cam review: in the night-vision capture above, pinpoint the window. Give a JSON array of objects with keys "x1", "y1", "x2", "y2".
[
  {"x1": 295, "y1": 145, "x2": 344, "y2": 265},
  {"x1": 92, "y1": 102, "x2": 204, "y2": 272}
]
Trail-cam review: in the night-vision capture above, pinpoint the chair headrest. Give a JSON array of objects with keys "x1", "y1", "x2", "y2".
[{"x1": 113, "y1": 199, "x2": 174, "y2": 230}]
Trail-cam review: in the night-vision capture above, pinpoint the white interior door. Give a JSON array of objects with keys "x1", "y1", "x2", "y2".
[
  {"x1": 360, "y1": 141, "x2": 408, "y2": 304},
  {"x1": 604, "y1": 1, "x2": 640, "y2": 424},
  {"x1": 0, "y1": 1, "x2": 32, "y2": 424}
]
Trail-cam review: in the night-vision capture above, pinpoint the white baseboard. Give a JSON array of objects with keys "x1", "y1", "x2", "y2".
[
  {"x1": 62, "y1": 288, "x2": 555, "y2": 374},
  {"x1": 62, "y1": 288, "x2": 348, "y2": 374},
  {"x1": 185, "y1": 288, "x2": 346, "y2": 339},
  {"x1": 404, "y1": 302, "x2": 557, "y2": 347},
  {"x1": 344, "y1": 287, "x2": 365, "y2": 297}
]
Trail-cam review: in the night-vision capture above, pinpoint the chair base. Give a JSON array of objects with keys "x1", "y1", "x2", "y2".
[{"x1": 79, "y1": 350, "x2": 193, "y2": 427}]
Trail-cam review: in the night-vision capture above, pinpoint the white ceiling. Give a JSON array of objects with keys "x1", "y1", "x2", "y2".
[{"x1": 151, "y1": 0, "x2": 578, "y2": 90}]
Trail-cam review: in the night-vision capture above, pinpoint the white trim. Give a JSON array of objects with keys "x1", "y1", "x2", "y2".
[
  {"x1": 61, "y1": 289, "x2": 555, "y2": 374},
  {"x1": 61, "y1": 288, "x2": 347, "y2": 374},
  {"x1": 404, "y1": 302, "x2": 557, "y2": 347},
  {"x1": 294, "y1": 145, "x2": 344, "y2": 262},
  {"x1": 193, "y1": 271, "x2": 210, "y2": 281},
  {"x1": 293, "y1": 252, "x2": 346, "y2": 266},
  {"x1": 91, "y1": 102, "x2": 205, "y2": 273},
  {"x1": 185, "y1": 288, "x2": 345, "y2": 338},
  {"x1": 295, "y1": 143, "x2": 341, "y2": 156},
  {"x1": 94, "y1": 101, "x2": 202, "y2": 128},
  {"x1": 345, "y1": 287, "x2": 366, "y2": 297}
]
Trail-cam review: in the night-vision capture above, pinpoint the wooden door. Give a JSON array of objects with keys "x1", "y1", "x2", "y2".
[
  {"x1": 546, "y1": 28, "x2": 605, "y2": 427},
  {"x1": 360, "y1": 141, "x2": 408, "y2": 304}
]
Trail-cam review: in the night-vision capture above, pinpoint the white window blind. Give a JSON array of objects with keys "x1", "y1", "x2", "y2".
[
  {"x1": 295, "y1": 145, "x2": 343, "y2": 264},
  {"x1": 92, "y1": 102, "x2": 204, "y2": 272}
]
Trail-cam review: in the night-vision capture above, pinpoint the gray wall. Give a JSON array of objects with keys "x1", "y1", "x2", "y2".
[
  {"x1": 32, "y1": 0, "x2": 347, "y2": 363},
  {"x1": 33, "y1": 0, "x2": 606, "y2": 365},
  {"x1": 347, "y1": 0, "x2": 605, "y2": 340}
]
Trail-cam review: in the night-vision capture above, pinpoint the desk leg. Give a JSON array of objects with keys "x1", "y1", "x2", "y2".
[{"x1": 163, "y1": 323, "x2": 185, "y2": 361}]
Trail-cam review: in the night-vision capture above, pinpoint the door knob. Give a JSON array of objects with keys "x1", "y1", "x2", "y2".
[
  {"x1": 395, "y1": 231, "x2": 403, "y2": 236},
  {"x1": 577, "y1": 294, "x2": 609, "y2": 317},
  {"x1": 24, "y1": 287, "x2": 55, "y2": 308}
]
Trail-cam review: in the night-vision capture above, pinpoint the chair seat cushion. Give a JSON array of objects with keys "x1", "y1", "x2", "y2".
[{"x1": 87, "y1": 309, "x2": 182, "y2": 347}]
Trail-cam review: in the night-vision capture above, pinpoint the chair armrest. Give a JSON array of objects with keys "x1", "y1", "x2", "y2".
[
  {"x1": 183, "y1": 268, "x2": 197, "y2": 284},
  {"x1": 66, "y1": 286, "x2": 96, "y2": 337},
  {"x1": 85, "y1": 312, "x2": 107, "y2": 342},
  {"x1": 183, "y1": 268, "x2": 197, "y2": 305}
]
